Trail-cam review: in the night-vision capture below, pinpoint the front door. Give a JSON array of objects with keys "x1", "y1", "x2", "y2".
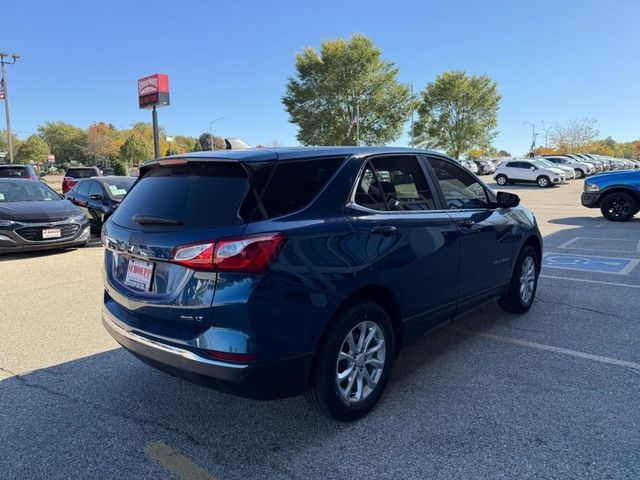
[
  {"x1": 344, "y1": 154, "x2": 460, "y2": 341},
  {"x1": 426, "y1": 156, "x2": 516, "y2": 310}
]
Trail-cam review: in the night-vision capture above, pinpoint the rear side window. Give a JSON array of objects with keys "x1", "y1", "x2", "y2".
[
  {"x1": 111, "y1": 164, "x2": 249, "y2": 229},
  {"x1": 66, "y1": 168, "x2": 96, "y2": 179},
  {"x1": 241, "y1": 157, "x2": 343, "y2": 222}
]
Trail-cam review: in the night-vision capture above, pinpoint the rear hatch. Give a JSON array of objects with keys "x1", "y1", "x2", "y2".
[{"x1": 102, "y1": 160, "x2": 260, "y2": 333}]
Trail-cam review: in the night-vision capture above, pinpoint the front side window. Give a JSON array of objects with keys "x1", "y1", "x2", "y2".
[
  {"x1": 428, "y1": 157, "x2": 489, "y2": 210},
  {"x1": 76, "y1": 180, "x2": 90, "y2": 196},
  {"x1": 354, "y1": 155, "x2": 435, "y2": 211}
]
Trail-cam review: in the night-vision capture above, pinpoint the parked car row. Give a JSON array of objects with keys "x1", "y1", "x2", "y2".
[{"x1": 0, "y1": 164, "x2": 137, "y2": 255}]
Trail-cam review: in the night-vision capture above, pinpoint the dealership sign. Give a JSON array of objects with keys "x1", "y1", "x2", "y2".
[{"x1": 137, "y1": 73, "x2": 170, "y2": 109}]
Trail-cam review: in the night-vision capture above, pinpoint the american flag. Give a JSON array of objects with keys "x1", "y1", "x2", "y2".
[{"x1": 0, "y1": 78, "x2": 4, "y2": 100}]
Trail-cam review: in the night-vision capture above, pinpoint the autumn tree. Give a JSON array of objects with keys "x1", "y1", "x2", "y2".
[
  {"x1": 16, "y1": 135, "x2": 50, "y2": 164},
  {"x1": 283, "y1": 35, "x2": 412, "y2": 146},
  {"x1": 198, "y1": 132, "x2": 225, "y2": 151},
  {"x1": 549, "y1": 118, "x2": 599, "y2": 152},
  {"x1": 85, "y1": 122, "x2": 119, "y2": 165},
  {"x1": 412, "y1": 71, "x2": 500, "y2": 159}
]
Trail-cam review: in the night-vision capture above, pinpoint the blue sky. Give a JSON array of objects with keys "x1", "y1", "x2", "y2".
[{"x1": 3, "y1": 0, "x2": 640, "y2": 155}]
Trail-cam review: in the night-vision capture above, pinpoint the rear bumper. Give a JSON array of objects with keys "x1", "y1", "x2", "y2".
[
  {"x1": 102, "y1": 306, "x2": 314, "y2": 400},
  {"x1": 581, "y1": 192, "x2": 601, "y2": 208}
]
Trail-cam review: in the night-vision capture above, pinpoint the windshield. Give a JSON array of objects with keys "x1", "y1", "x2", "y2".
[
  {"x1": 0, "y1": 180, "x2": 61, "y2": 203},
  {"x1": 534, "y1": 160, "x2": 555, "y2": 168},
  {"x1": 102, "y1": 178, "x2": 136, "y2": 199}
]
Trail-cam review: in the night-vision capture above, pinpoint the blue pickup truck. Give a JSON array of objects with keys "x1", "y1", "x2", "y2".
[{"x1": 581, "y1": 170, "x2": 640, "y2": 221}]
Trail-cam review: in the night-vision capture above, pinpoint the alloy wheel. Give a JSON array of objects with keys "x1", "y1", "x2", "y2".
[
  {"x1": 336, "y1": 321, "x2": 386, "y2": 404},
  {"x1": 606, "y1": 197, "x2": 631, "y2": 218},
  {"x1": 519, "y1": 255, "x2": 536, "y2": 304}
]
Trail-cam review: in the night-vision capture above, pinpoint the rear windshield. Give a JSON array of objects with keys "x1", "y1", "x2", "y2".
[
  {"x1": 110, "y1": 164, "x2": 249, "y2": 229},
  {"x1": 0, "y1": 166, "x2": 28, "y2": 177},
  {"x1": 0, "y1": 180, "x2": 60, "y2": 202},
  {"x1": 66, "y1": 168, "x2": 96, "y2": 178}
]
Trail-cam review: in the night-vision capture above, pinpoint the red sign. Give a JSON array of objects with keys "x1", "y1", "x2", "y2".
[
  {"x1": 137, "y1": 74, "x2": 170, "y2": 109},
  {"x1": 138, "y1": 74, "x2": 169, "y2": 96},
  {"x1": 47, "y1": 154, "x2": 55, "y2": 162}
]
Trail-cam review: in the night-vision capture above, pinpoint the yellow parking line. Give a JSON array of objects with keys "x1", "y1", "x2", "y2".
[{"x1": 145, "y1": 441, "x2": 218, "y2": 480}]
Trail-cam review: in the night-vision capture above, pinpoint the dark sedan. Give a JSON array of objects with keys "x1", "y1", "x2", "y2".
[
  {"x1": 0, "y1": 179, "x2": 90, "y2": 254},
  {"x1": 65, "y1": 176, "x2": 136, "y2": 233}
]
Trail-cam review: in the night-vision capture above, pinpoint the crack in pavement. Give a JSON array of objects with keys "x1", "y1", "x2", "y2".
[
  {"x1": 536, "y1": 296, "x2": 628, "y2": 321},
  {"x1": 1, "y1": 367, "x2": 203, "y2": 446}
]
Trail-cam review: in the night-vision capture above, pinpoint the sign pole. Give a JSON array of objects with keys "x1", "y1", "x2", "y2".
[
  {"x1": 1, "y1": 60, "x2": 14, "y2": 163},
  {"x1": 152, "y1": 106, "x2": 160, "y2": 159}
]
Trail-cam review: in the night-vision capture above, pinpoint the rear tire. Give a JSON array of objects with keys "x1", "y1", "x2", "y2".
[
  {"x1": 496, "y1": 174, "x2": 508, "y2": 186},
  {"x1": 499, "y1": 245, "x2": 539, "y2": 314},
  {"x1": 537, "y1": 176, "x2": 550, "y2": 188},
  {"x1": 600, "y1": 192, "x2": 639, "y2": 222},
  {"x1": 306, "y1": 301, "x2": 394, "y2": 422}
]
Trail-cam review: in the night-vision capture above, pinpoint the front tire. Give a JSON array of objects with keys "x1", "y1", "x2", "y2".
[
  {"x1": 600, "y1": 192, "x2": 639, "y2": 222},
  {"x1": 499, "y1": 245, "x2": 539, "y2": 313},
  {"x1": 574, "y1": 169, "x2": 584, "y2": 179},
  {"x1": 306, "y1": 301, "x2": 394, "y2": 421}
]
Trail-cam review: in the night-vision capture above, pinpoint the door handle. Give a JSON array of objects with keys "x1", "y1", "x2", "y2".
[
  {"x1": 370, "y1": 225, "x2": 398, "y2": 236},
  {"x1": 458, "y1": 219, "x2": 475, "y2": 230}
]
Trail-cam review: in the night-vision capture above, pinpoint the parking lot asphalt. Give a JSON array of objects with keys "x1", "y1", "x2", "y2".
[{"x1": 1, "y1": 179, "x2": 638, "y2": 480}]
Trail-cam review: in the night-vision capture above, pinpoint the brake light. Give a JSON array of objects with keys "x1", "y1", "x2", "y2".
[{"x1": 170, "y1": 233, "x2": 286, "y2": 273}]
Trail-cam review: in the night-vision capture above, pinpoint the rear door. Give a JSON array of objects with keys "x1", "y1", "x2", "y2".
[
  {"x1": 344, "y1": 154, "x2": 460, "y2": 340},
  {"x1": 426, "y1": 156, "x2": 515, "y2": 309}
]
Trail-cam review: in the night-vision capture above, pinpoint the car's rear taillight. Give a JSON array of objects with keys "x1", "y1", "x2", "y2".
[
  {"x1": 170, "y1": 233, "x2": 286, "y2": 273},
  {"x1": 203, "y1": 350, "x2": 258, "y2": 363}
]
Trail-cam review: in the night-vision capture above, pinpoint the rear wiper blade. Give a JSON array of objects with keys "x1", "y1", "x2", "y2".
[{"x1": 132, "y1": 214, "x2": 182, "y2": 226}]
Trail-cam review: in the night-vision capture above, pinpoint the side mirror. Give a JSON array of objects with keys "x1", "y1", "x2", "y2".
[
  {"x1": 496, "y1": 191, "x2": 520, "y2": 209},
  {"x1": 90, "y1": 193, "x2": 103, "y2": 201},
  {"x1": 529, "y1": 166, "x2": 536, "y2": 171}
]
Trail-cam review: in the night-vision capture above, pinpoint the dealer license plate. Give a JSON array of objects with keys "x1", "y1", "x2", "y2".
[{"x1": 124, "y1": 258, "x2": 154, "y2": 291}]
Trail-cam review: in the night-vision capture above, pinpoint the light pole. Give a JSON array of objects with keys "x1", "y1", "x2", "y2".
[
  {"x1": 523, "y1": 121, "x2": 536, "y2": 157},
  {"x1": 209, "y1": 117, "x2": 225, "y2": 150},
  {"x1": 0, "y1": 52, "x2": 20, "y2": 163},
  {"x1": 540, "y1": 121, "x2": 551, "y2": 149}
]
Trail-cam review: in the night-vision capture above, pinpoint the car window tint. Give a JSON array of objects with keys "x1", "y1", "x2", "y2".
[
  {"x1": 0, "y1": 179, "x2": 60, "y2": 202},
  {"x1": 355, "y1": 155, "x2": 435, "y2": 211},
  {"x1": 76, "y1": 181, "x2": 90, "y2": 196},
  {"x1": 0, "y1": 166, "x2": 28, "y2": 177},
  {"x1": 111, "y1": 163, "x2": 249, "y2": 230},
  {"x1": 247, "y1": 157, "x2": 343, "y2": 220},
  {"x1": 67, "y1": 168, "x2": 96, "y2": 178},
  {"x1": 428, "y1": 157, "x2": 489, "y2": 210}
]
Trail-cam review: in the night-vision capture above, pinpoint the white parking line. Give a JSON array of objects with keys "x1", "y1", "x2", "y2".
[
  {"x1": 541, "y1": 274, "x2": 640, "y2": 289},
  {"x1": 454, "y1": 328, "x2": 640, "y2": 372}
]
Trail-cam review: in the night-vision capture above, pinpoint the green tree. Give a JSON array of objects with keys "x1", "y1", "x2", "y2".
[
  {"x1": 283, "y1": 34, "x2": 412, "y2": 146},
  {"x1": 119, "y1": 133, "x2": 153, "y2": 167},
  {"x1": 0, "y1": 129, "x2": 22, "y2": 160},
  {"x1": 412, "y1": 71, "x2": 500, "y2": 159},
  {"x1": 38, "y1": 121, "x2": 88, "y2": 165},
  {"x1": 16, "y1": 135, "x2": 50, "y2": 164},
  {"x1": 198, "y1": 132, "x2": 225, "y2": 151},
  {"x1": 112, "y1": 160, "x2": 127, "y2": 176}
]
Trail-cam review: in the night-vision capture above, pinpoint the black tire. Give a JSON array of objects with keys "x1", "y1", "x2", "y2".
[
  {"x1": 536, "y1": 176, "x2": 550, "y2": 188},
  {"x1": 306, "y1": 301, "x2": 395, "y2": 422},
  {"x1": 499, "y1": 245, "x2": 539, "y2": 314},
  {"x1": 599, "y1": 192, "x2": 639, "y2": 222},
  {"x1": 495, "y1": 174, "x2": 508, "y2": 186},
  {"x1": 574, "y1": 168, "x2": 584, "y2": 179}
]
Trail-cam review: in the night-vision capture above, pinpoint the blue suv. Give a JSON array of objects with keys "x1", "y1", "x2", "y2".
[{"x1": 102, "y1": 147, "x2": 542, "y2": 421}]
